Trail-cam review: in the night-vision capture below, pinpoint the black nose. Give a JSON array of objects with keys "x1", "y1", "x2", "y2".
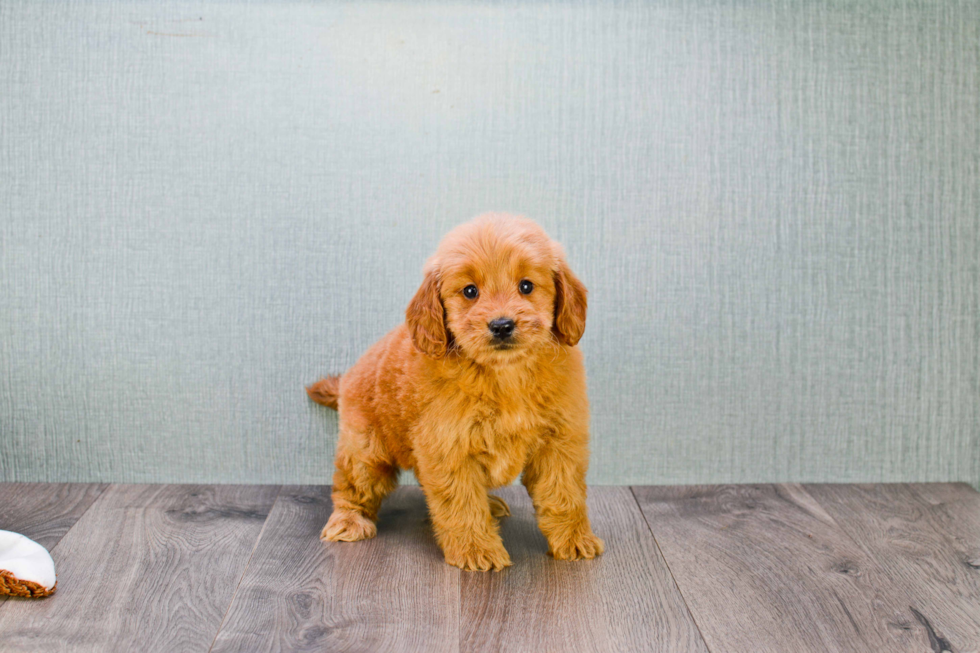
[{"x1": 488, "y1": 318, "x2": 516, "y2": 340}]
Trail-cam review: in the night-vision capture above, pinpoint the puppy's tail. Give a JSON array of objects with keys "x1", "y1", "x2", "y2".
[{"x1": 306, "y1": 375, "x2": 341, "y2": 410}]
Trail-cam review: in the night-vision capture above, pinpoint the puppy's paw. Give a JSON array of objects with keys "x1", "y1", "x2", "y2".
[
  {"x1": 488, "y1": 495, "x2": 511, "y2": 519},
  {"x1": 320, "y1": 510, "x2": 377, "y2": 542},
  {"x1": 444, "y1": 541, "x2": 512, "y2": 572},
  {"x1": 549, "y1": 530, "x2": 605, "y2": 560}
]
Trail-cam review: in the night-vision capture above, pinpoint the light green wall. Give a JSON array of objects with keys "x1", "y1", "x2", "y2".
[{"x1": 1, "y1": 0, "x2": 978, "y2": 486}]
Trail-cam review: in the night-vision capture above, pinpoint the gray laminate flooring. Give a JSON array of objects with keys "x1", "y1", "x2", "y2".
[{"x1": 2, "y1": 482, "x2": 977, "y2": 652}]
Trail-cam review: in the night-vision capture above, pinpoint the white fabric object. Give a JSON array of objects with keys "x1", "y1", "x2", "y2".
[{"x1": 0, "y1": 530, "x2": 56, "y2": 591}]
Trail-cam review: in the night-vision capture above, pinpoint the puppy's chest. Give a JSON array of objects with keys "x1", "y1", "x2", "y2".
[{"x1": 460, "y1": 393, "x2": 551, "y2": 484}]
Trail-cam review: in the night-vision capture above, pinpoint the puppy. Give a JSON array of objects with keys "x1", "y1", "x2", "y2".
[{"x1": 307, "y1": 213, "x2": 603, "y2": 571}]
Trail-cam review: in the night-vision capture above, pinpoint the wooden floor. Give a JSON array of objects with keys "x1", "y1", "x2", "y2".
[{"x1": 1, "y1": 483, "x2": 978, "y2": 652}]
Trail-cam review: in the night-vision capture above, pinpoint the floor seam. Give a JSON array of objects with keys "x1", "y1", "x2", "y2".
[
  {"x1": 206, "y1": 483, "x2": 284, "y2": 653},
  {"x1": 628, "y1": 486, "x2": 715, "y2": 653},
  {"x1": 46, "y1": 482, "x2": 113, "y2": 555}
]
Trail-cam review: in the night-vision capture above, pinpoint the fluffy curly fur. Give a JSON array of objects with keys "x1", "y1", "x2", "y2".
[{"x1": 307, "y1": 213, "x2": 603, "y2": 571}]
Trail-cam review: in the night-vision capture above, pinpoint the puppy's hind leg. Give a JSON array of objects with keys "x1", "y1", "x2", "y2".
[
  {"x1": 322, "y1": 430, "x2": 398, "y2": 542},
  {"x1": 488, "y1": 494, "x2": 511, "y2": 519}
]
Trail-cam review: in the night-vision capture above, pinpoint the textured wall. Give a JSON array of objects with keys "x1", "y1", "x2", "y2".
[{"x1": 1, "y1": 0, "x2": 978, "y2": 486}]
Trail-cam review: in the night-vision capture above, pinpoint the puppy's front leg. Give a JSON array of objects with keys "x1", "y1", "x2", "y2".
[
  {"x1": 523, "y1": 437, "x2": 604, "y2": 560},
  {"x1": 417, "y1": 458, "x2": 512, "y2": 572}
]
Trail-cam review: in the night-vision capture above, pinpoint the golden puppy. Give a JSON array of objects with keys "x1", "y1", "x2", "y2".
[{"x1": 306, "y1": 213, "x2": 603, "y2": 571}]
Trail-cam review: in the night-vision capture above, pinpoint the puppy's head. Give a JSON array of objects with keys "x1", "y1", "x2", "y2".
[{"x1": 406, "y1": 213, "x2": 587, "y2": 365}]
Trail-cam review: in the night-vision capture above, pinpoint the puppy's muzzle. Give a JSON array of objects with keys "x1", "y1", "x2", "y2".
[{"x1": 488, "y1": 318, "x2": 516, "y2": 344}]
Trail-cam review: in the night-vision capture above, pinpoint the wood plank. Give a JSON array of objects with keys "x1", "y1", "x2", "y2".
[
  {"x1": 210, "y1": 486, "x2": 459, "y2": 653},
  {"x1": 460, "y1": 486, "x2": 709, "y2": 653},
  {"x1": 0, "y1": 483, "x2": 107, "y2": 550},
  {"x1": 633, "y1": 484, "x2": 933, "y2": 653},
  {"x1": 807, "y1": 483, "x2": 980, "y2": 652},
  {"x1": 0, "y1": 484, "x2": 279, "y2": 653}
]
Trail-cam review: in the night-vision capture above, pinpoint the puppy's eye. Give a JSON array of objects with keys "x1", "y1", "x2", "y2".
[
  {"x1": 519, "y1": 279, "x2": 534, "y2": 295},
  {"x1": 463, "y1": 285, "x2": 479, "y2": 300}
]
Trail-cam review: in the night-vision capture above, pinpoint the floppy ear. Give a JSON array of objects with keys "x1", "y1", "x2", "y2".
[
  {"x1": 553, "y1": 258, "x2": 588, "y2": 346},
  {"x1": 406, "y1": 270, "x2": 448, "y2": 357}
]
